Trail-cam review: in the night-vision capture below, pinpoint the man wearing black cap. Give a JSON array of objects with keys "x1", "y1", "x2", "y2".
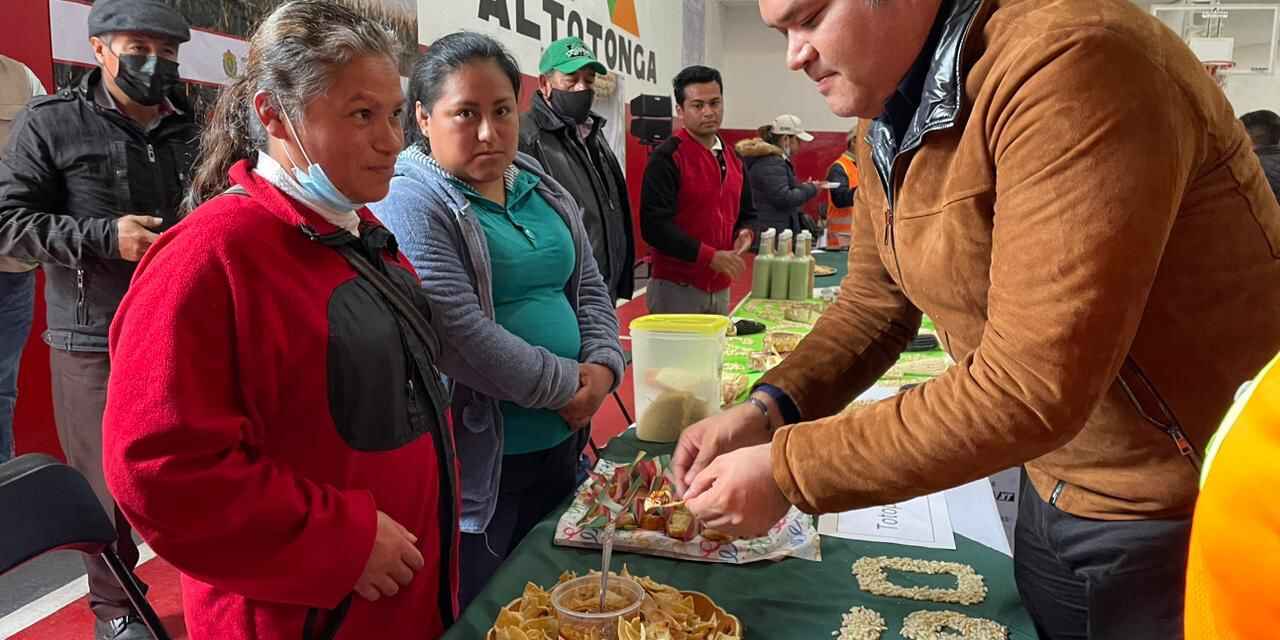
[{"x1": 0, "y1": 1, "x2": 195, "y2": 637}]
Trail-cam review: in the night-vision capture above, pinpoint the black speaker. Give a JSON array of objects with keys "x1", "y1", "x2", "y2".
[
  {"x1": 630, "y1": 94, "x2": 671, "y2": 118},
  {"x1": 630, "y1": 117, "x2": 672, "y2": 145}
]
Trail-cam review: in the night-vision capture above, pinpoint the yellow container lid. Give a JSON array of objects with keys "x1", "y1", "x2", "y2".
[{"x1": 630, "y1": 314, "x2": 730, "y2": 336}]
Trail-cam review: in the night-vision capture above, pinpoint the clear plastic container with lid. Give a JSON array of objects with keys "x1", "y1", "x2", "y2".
[{"x1": 629, "y1": 314, "x2": 730, "y2": 442}]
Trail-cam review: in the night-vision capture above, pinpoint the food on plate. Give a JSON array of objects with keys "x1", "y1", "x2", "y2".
[
  {"x1": 491, "y1": 578, "x2": 565, "y2": 640},
  {"x1": 749, "y1": 352, "x2": 784, "y2": 371},
  {"x1": 665, "y1": 505, "x2": 699, "y2": 542},
  {"x1": 814, "y1": 265, "x2": 838, "y2": 277},
  {"x1": 489, "y1": 567, "x2": 742, "y2": 640},
  {"x1": 576, "y1": 453, "x2": 736, "y2": 546},
  {"x1": 720, "y1": 374, "x2": 749, "y2": 407},
  {"x1": 765, "y1": 331, "x2": 803, "y2": 356},
  {"x1": 642, "y1": 487, "x2": 683, "y2": 512}
]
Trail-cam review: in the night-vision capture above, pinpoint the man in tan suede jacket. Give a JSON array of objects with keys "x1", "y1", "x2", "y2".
[{"x1": 673, "y1": 0, "x2": 1280, "y2": 637}]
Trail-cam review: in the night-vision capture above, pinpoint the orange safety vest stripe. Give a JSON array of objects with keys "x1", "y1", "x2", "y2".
[
  {"x1": 826, "y1": 154, "x2": 859, "y2": 214},
  {"x1": 826, "y1": 154, "x2": 858, "y2": 248}
]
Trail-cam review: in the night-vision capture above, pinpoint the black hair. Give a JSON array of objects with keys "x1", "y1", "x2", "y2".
[
  {"x1": 672, "y1": 65, "x2": 723, "y2": 107},
  {"x1": 1241, "y1": 110, "x2": 1280, "y2": 147},
  {"x1": 404, "y1": 31, "x2": 522, "y2": 148}
]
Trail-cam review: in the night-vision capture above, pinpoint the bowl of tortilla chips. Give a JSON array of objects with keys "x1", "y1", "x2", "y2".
[{"x1": 488, "y1": 567, "x2": 741, "y2": 640}]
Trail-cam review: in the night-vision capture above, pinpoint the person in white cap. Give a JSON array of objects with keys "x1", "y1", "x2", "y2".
[{"x1": 735, "y1": 114, "x2": 830, "y2": 240}]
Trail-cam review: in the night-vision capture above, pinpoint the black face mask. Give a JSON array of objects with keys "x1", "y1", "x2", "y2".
[
  {"x1": 113, "y1": 54, "x2": 181, "y2": 106},
  {"x1": 549, "y1": 88, "x2": 595, "y2": 124}
]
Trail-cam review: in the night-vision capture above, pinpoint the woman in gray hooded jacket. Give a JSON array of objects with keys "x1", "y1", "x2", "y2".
[{"x1": 369, "y1": 33, "x2": 624, "y2": 607}]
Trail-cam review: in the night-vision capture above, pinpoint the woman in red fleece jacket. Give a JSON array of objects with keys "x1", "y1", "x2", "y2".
[{"x1": 101, "y1": 2, "x2": 459, "y2": 638}]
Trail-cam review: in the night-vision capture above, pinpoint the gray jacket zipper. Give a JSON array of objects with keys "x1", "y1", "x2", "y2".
[{"x1": 75, "y1": 269, "x2": 87, "y2": 326}]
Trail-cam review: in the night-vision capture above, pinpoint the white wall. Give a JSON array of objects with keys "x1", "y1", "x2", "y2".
[
  {"x1": 704, "y1": 0, "x2": 725, "y2": 73},
  {"x1": 1223, "y1": 41, "x2": 1280, "y2": 114},
  {"x1": 1225, "y1": 75, "x2": 1280, "y2": 115},
  {"x1": 417, "y1": 0, "x2": 683, "y2": 101},
  {"x1": 715, "y1": 3, "x2": 854, "y2": 133}
]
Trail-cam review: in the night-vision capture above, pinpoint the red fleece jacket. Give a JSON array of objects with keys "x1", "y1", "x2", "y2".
[{"x1": 102, "y1": 162, "x2": 459, "y2": 640}]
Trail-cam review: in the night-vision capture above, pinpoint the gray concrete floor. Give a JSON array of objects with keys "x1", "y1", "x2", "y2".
[{"x1": 0, "y1": 550, "x2": 86, "y2": 619}]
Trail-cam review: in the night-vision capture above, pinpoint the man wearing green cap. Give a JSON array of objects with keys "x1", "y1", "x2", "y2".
[{"x1": 520, "y1": 37, "x2": 635, "y2": 303}]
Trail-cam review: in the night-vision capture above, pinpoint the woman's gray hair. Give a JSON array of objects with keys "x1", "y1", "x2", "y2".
[{"x1": 186, "y1": 0, "x2": 400, "y2": 212}]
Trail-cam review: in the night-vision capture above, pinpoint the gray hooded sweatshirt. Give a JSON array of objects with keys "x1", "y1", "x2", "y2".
[{"x1": 369, "y1": 145, "x2": 625, "y2": 534}]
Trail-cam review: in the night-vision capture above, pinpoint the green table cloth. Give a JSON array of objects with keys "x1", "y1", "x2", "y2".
[
  {"x1": 444, "y1": 430, "x2": 1038, "y2": 639},
  {"x1": 724, "y1": 251, "x2": 950, "y2": 404},
  {"x1": 444, "y1": 249, "x2": 1037, "y2": 639}
]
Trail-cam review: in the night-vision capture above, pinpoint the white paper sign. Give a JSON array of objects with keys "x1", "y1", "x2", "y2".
[{"x1": 818, "y1": 493, "x2": 956, "y2": 550}]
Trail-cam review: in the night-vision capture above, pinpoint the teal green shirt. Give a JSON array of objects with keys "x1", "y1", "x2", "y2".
[{"x1": 450, "y1": 171, "x2": 581, "y2": 455}]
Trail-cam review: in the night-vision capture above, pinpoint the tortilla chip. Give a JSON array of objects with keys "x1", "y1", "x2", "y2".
[
  {"x1": 495, "y1": 607, "x2": 523, "y2": 630},
  {"x1": 522, "y1": 616, "x2": 558, "y2": 637}
]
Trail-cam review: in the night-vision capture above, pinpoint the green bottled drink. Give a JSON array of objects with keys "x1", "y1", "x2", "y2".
[
  {"x1": 770, "y1": 230, "x2": 793, "y2": 300},
  {"x1": 751, "y1": 228, "x2": 776, "y2": 299}
]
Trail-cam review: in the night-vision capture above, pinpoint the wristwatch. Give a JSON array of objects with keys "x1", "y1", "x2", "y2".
[{"x1": 746, "y1": 395, "x2": 773, "y2": 432}]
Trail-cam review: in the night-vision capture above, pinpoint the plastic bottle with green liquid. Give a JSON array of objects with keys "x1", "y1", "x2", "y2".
[
  {"x1": 801, "y1": 230, "x2": 817, "y2": 298},
  {"x1": 770, "y1": 230, "x2": 793, "y2": 300},
  {"x1": 787, "y1": 231, "x2": 810, "y2": 301},
  {"x1": 751, "y1": 228, "x2": 776, "y2": 299}
]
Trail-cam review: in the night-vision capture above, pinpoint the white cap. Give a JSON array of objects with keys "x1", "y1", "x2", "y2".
[{"x1": 770, "y1": 114, "x2": 814, "y2": 142}]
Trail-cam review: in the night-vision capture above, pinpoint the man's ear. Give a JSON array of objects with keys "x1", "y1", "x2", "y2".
[{"x1": 90, "y1": 36, "x2": 110, "y2": 68}]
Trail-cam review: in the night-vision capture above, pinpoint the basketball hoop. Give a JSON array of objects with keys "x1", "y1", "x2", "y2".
[{"x1": 1203, "y1": 60, "x2": 1236, "y2": 88}]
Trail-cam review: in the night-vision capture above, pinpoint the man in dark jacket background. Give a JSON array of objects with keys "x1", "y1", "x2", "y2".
[
  {"x1": 1242, "y1": 109, "x2": 1280, "y2": 201},
  {"x1": 520, "y1": 37, "x2": 635, "y2": 303},
  {"x1": 0, "y1": 0, "x2": 196, "y2": 637}
]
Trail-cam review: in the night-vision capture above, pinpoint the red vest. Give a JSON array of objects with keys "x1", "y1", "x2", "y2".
[{"x1": 651, "y1": 128, "x2": 746, "y2": 293}]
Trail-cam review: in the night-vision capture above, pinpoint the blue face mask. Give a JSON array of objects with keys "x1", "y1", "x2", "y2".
[{"x1": 281, "y1": 111, "x2": 365, "y2": 213}]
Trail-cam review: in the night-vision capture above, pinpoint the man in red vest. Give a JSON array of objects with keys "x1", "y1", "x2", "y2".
[{"x1": 640, "y1": 65, "x2": 754, "y2": 315}]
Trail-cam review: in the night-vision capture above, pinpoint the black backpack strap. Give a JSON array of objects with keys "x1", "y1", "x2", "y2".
[{"x1": 331, "y1": 241, "x2": 445, "y2": 376}]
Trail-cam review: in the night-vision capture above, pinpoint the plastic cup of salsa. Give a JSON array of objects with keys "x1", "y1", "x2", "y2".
[{"x1": 550, "y1": 575, "x2": 645, "y2": 640}]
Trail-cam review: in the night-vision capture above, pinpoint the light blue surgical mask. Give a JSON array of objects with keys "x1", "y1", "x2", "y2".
[{"x1": 280, "y1": 111, "x2": 365, "y2": 213}]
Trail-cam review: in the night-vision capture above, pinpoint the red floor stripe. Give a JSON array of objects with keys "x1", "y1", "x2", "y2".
[{"x1": 9, "y1": 556, "x2": 188, "y2": 640}]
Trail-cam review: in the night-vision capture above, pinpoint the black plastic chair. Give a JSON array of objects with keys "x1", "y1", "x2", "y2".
[{"x1": 0, "y1": 454, "x2": 171, "y2": 640}]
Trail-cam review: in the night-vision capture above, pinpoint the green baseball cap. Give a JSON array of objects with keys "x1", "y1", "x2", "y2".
[{"x1": 539, "y1": 37, "x2": 608, "y2": 76}]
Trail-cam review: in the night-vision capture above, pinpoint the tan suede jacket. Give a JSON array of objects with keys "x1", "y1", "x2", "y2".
[{"x1": 762, "y1": 0, "x2": 1280, "y2": 520}]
